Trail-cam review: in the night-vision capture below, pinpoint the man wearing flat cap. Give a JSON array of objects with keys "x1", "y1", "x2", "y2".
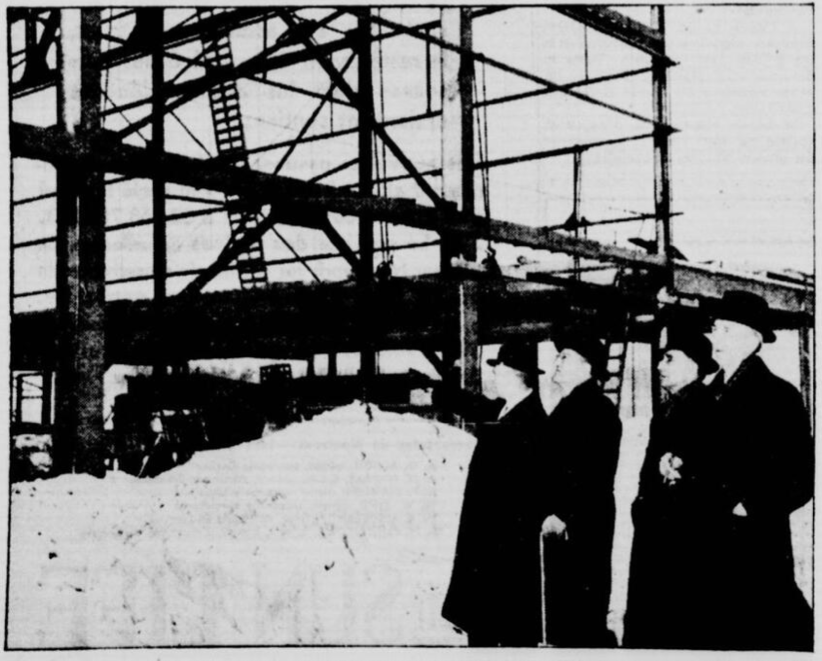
[
  {"x1": 441, "y1": 339, "x2": 551, "y2": 646},
  {"x1": 624, "y1": 328, "x2": 724, "y2": 648},
  {"x1": 538, "y1": 331, "x2": 622, "y2": 647},
  {"x1": 702, "y1": 291, "x2": 813, "y2": 651}
]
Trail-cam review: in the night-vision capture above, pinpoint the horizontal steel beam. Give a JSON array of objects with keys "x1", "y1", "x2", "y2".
[
  {"x1": 13, "y1": 207, "x2": 226, "y2": 249},
  {"x1": 552, "y1": 6, "x2": 673, "y2": 64},
  {"x1": 337, "y1": 132, "x2": 659, "y2": 188},
  {"x1": 9, "y1": 275, "x2": 623, "y2": 366},
  {"x1": 242, "y1": 66, "x2": 654, "y2": 160},
  {"x1": 359, "y1": 11, "x2": 665, "y2": 129},
  {"x1": 671, "y1": 261, "x2": 813, "y2": 319},
  {"x1": 10, "y1": 122, "x2": 671, "y2": 269},
  {"x1": 11, "y1": 8, "x2": 281, "y2": 98},
  {"x1": 14, "y1": 240, "x2": 440, "y2": 298}
]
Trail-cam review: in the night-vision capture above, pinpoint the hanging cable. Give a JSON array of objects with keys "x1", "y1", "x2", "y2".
[
  {"x1": 481, "y1": 61, "x2": 492, "y2": 219},
  {"x1": 375, "y1": 13, "x2": 393, "y2": 281},
  {"x1": 377, "y1": 14, "x2": 389, "y2": 200},
  {"x1": 474, "y1": 62, "x2": 492, "y2": 219},
  {"x1": 329, "y1": 80, "x2": 334, "y2": 131},
  {"x1": 473, "y1": 80, "x2": 485, "y2": 208},
  {"x1": 475, "y1": 61, "x2": 499, "y2": 274}
]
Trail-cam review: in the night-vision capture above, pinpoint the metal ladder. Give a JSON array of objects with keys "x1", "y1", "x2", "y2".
[
  {"x1": 603, "y1": 324, "x2": 630, "y2": 410},
  {"x1": 197, "y1": 8, "x2": 269, "y2": 290},
  {"x1": 602, "y1": 266, "x2": 633, "y2": 410}
]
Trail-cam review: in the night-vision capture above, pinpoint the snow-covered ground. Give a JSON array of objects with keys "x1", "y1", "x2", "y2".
[
  {"x1": 8, "y1": 403, "x2": 474, "y2": 648},
  {"x1": 8, "y1": 403, "x2": 812, "y2": 649}
]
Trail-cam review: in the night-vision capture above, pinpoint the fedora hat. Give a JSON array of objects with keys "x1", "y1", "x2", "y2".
[
  {"x1": 664, "y1": 329, "x2": 719, "y2": 376},
  {"x1": 710, "y1": 291, "x2": 776, "y2": 343},
  {"x1": 487, "y1": 340, "x2": 544, "y2": 375},
  {"x1": 553, "y1": 331, "x2": 607, "y2": 378}
]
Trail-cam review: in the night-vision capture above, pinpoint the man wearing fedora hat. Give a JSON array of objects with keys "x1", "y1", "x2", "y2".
[
  {"x1": 536, "y1": 330, "x2": 622, "y2": 648},
  {"x1": 441, "y1": 339, "x2": 552, "y2": 646},
  {"x1": 702, "y1": 291, "x2": 813, "y2": 651},
  {"x1": 624, "y1": 328, "x2": 725, "y2": 648}
]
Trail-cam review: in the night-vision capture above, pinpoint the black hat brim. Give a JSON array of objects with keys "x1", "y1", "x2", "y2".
[
  {"x1": 486, "y1": 358, "x2": 545, "y2": 375},
  {"x1": 709, "y1": 292, "x2": 777, "y2": 343},
  {"x1": 711, "y1": 314, "x2": 776, "y2": 344},
  {"x1": 664, "y1": 349, "x2": 719, "y2": 376},
  {"x1": 553, "y1": 339, "x2": 607, "y2": 377}
]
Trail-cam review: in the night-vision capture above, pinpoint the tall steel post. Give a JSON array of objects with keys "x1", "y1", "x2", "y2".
[
  {"x1": 650, "y1": 5, "x2": 671, "y2": 412},
  {"x1": 357, "y1": 10, "x2": 376, "y2": 397},
  {"x1": 14, "y1": 375, "x2": 25, "y2": 425},
  {"x1": 441, "y1": 8, "x2": 476, "y2": 266},
  {"x1": 442, "y1": 8, "x2": 480, "y2": 395},
  {"x1": 54, "y1": 9, "x2": 107, "y2": 476},
  {"x1": 150, "y1": 8, "x2": 167, "y2": 380},
  {"x1": 41, "y1": 371, "x2": 53, "y2": 426},
  {"x1": 799, "y1": 326, "x2": 813, "y2": 433},
  {"x1": 651, "y1": 5, "x2": 672, "y2": 259}
]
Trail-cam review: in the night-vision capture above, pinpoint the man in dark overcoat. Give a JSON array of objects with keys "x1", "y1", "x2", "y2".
[
  {"x1": 701, "y1": 291, "x2": 813, "y2": 651},
  {"x1": 539, "y1": 332, "x2": 622, "y2": 648},
  {"x1": 441, "y1": 340, "x2": 550, "y2": 646},
  {"x1": 624, "y1": 329, "x2": 725, "y2": 649}
]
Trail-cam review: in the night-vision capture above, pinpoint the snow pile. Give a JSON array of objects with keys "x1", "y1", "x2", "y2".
[{"x1": 8, "y1": 403, "x2": 475, "y2": 648}]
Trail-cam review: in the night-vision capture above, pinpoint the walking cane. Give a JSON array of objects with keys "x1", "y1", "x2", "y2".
[{"x1": 539, "y1": 530, "x2": 552, "y2": 648}]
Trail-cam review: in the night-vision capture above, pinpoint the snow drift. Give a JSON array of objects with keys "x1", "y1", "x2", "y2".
[{"x1": 8, "y1": 403, "x2": 475, "y2": 648}]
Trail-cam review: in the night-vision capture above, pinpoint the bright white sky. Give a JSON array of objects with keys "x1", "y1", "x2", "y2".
[{"x1": 666, "y1": 5, "x2": 813, "y2": 273}]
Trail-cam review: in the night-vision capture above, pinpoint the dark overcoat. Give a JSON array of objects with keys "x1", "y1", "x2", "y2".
[
  {"x1": 441, "y1": 391, "x2": 551, "y2": 646},
  {"x1": 441, "y1": 380, "x2": 622, "y2": 647},
  {"x1": 705, "y1": 355, "x2": 813, "y2": 651},
  {"x1": 539, "y1": 379, "x2": 622, "y2": 647},
  {"x1": 624, "y1": 381, "x2": 731, "y2": 648}
]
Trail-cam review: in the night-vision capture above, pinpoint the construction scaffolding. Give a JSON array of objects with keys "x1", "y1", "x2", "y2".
[{"x1": 8, "y1": 7, "x2": 814, "y2": 475}]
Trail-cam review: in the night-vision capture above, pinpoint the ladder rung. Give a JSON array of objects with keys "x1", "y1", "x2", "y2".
[
  {"x1": 199, "y1": 27, "x2": 268, "y2": 289},
  {"x1": 216, "y1": 131, "x2": 242, "y2": 141},
  {"x1": 215, "y1": 111, "x2": 241, "y2": 123}
]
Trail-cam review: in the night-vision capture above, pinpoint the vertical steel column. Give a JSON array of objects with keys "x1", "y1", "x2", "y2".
[
  {"x1": 442, "y1": 9, "x2": 480, "y2": 395},
  {"x1": 651, "y1": 6, "x2": 672, "y2": 260},
  {"x1": 799, "y1": 326, "x2": 813, "y2": 432},
  {"x1": 150, "y1": 8, "x2": 167, "y2": 379},
  {"x1": 458, "y1": 281, "x2": 481, "y2": 393},
  {"x1": 572, "y1": 150, "x2": 583, "y2": 280},
  {"x1": 357, "y1": 10, "x2": 376, "y2": 396},
  {"x1": 41, "y1": 371, "x2": 53, "y2": 426},
  {"x1": 54, "y1": 9, "x2": 106, "y2": 476},
  {"x1": 15, "y1": 375, "x2": 25, "y2": 425},
  {"x1": 650, "y1": 6, "x2": 671, "y2": 412},
  {"x1": 24, "y1": 13, "x2": 38, "y2": 70},
  {"x1": 441, "y1": 8, "x2": 476, "y2": 265}
]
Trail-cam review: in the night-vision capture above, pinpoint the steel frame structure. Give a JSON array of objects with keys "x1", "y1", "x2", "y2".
[{"x1": 8, "y1": 7, "x2": 814, "y2": 475}]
